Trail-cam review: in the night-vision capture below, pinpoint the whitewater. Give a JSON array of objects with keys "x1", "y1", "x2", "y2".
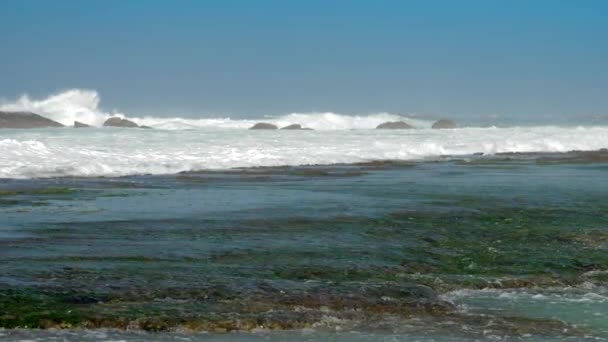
[
  {"x1": 2, "y1": 126, "x2": 608, "y2": 178},
  {"x1": 1, "y1": 89, "x2": 608, "y2": 178}
]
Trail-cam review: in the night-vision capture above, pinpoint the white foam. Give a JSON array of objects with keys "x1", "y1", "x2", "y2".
[
  {"x1": 131, "y1": 112, "x2": 431, "y2": 130},
  {"x1": 443, "y1": 286, "x2": 608, "y2": 304},
  {"x1": 1, "y1": 89, "x2": 608, "y2": 178},
  {"x1": 0, "y1": 89, "x2": 427, "y2": 130},
  {"x1": 0, "y1": 89, "x2": 115, "y2": 126},
  {"x1": 0, "y1": 125, "x2": 607, "y2": 178}
]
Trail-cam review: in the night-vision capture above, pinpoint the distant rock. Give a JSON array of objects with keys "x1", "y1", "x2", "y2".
[
  {"x1": 249, "y1": 122, "x2": 278, "y2": 130},
  {"x1": 432, "y1": 119, "x2": 457, "y2": 129},
  {"x1": 103, "y1": 117, "x2": 139, "y2": 128},
  {"x1": 74, "y1": 121, "x2": 90, "y2": 128},
  {"x1": 281, "y1": 124, "x2": 313, "y2": 130},
  {"x1": 139, "y1": 125, "x2": 153, "y2": 129},
  {"x1": 376, "y1": 121, "x2": 413, "y2": 129},
  {"x1": 0, "y1": 111, "x2": 64, "y2": 129}
]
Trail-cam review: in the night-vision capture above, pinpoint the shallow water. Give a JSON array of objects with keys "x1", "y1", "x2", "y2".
[
  {"x1": 1, "y1": 154, "x2": 607, "y2": 340},
  {"x1": 1, "y1": 329, "x2": 604, "y2": 342}
]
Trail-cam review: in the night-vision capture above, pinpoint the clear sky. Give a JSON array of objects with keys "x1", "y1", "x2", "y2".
[{"x1": 1, "y1": 0, "x2": 607, "y2": 123}]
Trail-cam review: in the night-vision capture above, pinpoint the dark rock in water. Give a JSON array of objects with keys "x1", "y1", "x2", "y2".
[
  {"x1": 432, "y1": 119, "x2": 457, "y2": 129},
  {"x1": 249, "y1": 122, "x2": 278, "y2": 130},
  {"x1": 0, "y1": 111, "x2": 64, "y2": 129},
  {"x1": 376, "y1": 121, "x2": 413, "y2": 129},
  {"x1": 281, "y1": 124, "x2": 313, "y2": 130},
  {"x1": 74, "y1": 121, "x2": 90, "y2": 128},
  {"x1": 139, "y1": 125, "x2": 153, "y2": 129},
  {"x1": 103, "y1": 117, "x2": 139, "y2": 128}
]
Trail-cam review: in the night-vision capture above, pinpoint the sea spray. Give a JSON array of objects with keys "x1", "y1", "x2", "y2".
[
  {"x1": 0, "y1": 89, "x2": 428, "y2": 129},
  {"x1": 0, "y1": 89, "x2": 114, "y2": 127}
]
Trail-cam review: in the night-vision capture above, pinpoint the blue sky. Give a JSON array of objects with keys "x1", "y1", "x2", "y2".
[{"x1": 0, "y1": 0, "x2": 607, "y2": 123}]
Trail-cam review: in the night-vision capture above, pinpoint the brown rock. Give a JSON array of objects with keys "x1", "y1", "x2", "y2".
[
  {"x1": 432, "y1": 119, "x2": 457, "y2": 129},
  {"x1": 376, "y1": 121, "x2": 414, "y2": 129},
  {"x1": 103, "y1": 117, "x2": 139, "y2": 128},
  {"x1": 249, "y1": 122, "x2": 278, "y2": 130},
  {"x1": 281, "y1": 124, "x2": 313, "y2": 130}
]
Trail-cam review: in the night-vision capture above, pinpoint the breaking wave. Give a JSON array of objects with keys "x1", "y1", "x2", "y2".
[
  {"x1": 1, "y1": 89, "x2": 608, "y2": 178},
  {"x1": 1, "y1": 126, "x2": 608, "y2": 178},
  {"x1": 0, "y1": 89, "x2": 429, "y2": 130},
  {"x1": 0, "y1": 89, "x2": 114, "y2": 127}
]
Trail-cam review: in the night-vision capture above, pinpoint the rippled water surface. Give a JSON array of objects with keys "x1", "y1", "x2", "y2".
[{"x1": 1, "y1": 154, "x2": 607, "y2": 341}]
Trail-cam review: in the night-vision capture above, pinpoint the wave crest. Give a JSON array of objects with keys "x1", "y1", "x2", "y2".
[
  {"x1": 1, "y1": 89, "x2": 429, "y2": 130},
  {"x1": 0, "y1": 89, "x2": 116, "y2": 126}
]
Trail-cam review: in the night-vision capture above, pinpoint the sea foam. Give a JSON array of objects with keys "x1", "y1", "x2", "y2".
[
  {"x1": 1, "y1": 126, "x2": 607, "y2": 178},
  {"x1": 0, "y1": 89, "x2": 428, "y2": 130},
  {"x1": 0, "y1": 89, "x2": 114, "y2": 127},
  {"x1": 1, "y1": 89, "x2": 608, "y2": 178}
]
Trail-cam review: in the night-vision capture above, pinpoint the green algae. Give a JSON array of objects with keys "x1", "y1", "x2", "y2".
[
  {"x1": 272, "y1": 266, "x2": 376, "y2": 282},
  {"x1": 1, "y1": 162, "x2": 607, "y2": 338},
  {"x1": 362, "y1": 205, "x2": 608, "y2": 291},
  {"x1": 0, "y1": 286, "x2": 585, "y2": 336},
  {"x1": 415, "y1": 209, "x2": 608, "y2": 278},
  {"x1": 0, "y1": 289, "x2": 83, "y2": 328},
  {"x1": 1, "y1": 201, "x2": 606, "y2": 336}
]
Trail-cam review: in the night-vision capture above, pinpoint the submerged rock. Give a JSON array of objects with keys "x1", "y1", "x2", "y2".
[
  {"x1": 103, "y1": 117, "x2": 139, "y2": 128},
  {"x1": 432, "y1": 119, "x2": 457, "y2": 129},
  {"x1": 249, "y1": 122, "x2": 278, "y2": 130},
  {"x1": 74, "y1": 121, "x2": 90, "y2": 128},
  {"x1": 0, "y1": 111, "x2": 64, "y2": 129},
  {"x1": 376, "y1": 121, "x2": 413, "y2": 129},
  {"x1": 281, "y1": 124, "x2": 313, "y2": 130}
]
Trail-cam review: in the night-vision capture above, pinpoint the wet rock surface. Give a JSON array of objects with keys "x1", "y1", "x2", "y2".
[
  {"x1": 432, "y1": 119, "x2": 457, "y2": 129},
  {"x1": 280, "y1": 124, "x2": 313, "y2": 130},
  {"x1": 74, "y1": 121, "x2": 90, "y2": 128},
  {"x1": 250, "y1": 123, "x2": 278, "y2": 130},
  {"x1": 103, "y1": 117, "x2": 140, "y2": 128},
  {"x1": 0, "y1": 111, "x2": 64, "y2": 129},
  {"x1": 376, "y1": 121, "x2": 414, "y2": 129}
]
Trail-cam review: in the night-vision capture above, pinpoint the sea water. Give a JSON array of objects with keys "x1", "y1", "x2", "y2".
[{"x1": 1, "y1": 122, "x2": 608, "y2": 341}]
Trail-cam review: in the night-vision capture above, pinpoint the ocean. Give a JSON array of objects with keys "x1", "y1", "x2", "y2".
[{"x1": 1, "y1": 116, "x2": 608, "y2": 341}]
